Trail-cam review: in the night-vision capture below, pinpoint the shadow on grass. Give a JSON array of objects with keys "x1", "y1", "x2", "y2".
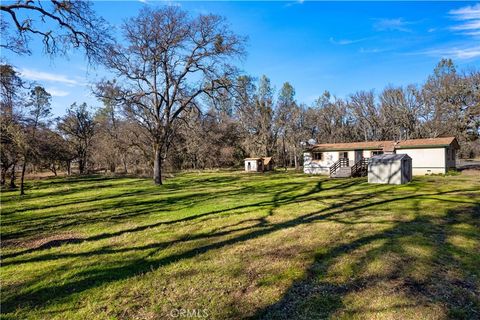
[
  {"x1": 252, "y1": 203, "x2": 480, "y2": 319},
  {"x1": 0, "y1": 178, "x2": 351, "y2": 310},
  {"x1": 1, "y1": 179, "x2": 356, "y2": 259},
  {"x1": 2, "y1": 174, "x2": 479, "y2": 318},
  {"x1": 1, "y1": 175, "x2": 117, "y2": 202}
]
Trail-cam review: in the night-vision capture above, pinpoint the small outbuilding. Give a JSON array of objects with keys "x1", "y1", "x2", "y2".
[
  {"x1": 244, "y1": 157, "x2": 274, "y2": 172},
  {"x1": 368, "y1": 154, "x2": 412, "y2": 185}
]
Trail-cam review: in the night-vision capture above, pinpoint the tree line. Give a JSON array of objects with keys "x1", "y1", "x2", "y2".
[{"x1": 1, "y1": 4, "x2": 479, "y2": 193}]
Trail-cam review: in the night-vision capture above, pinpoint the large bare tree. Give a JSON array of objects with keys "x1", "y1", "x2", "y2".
[
  {"x1": 348, "y1": 90, "x2": 383, "y2": 141},
  {"x1": 1, "y1": 0, "x2": 110, "y2": 60},
  {"x1": 97, "y1": 6, "x2": 245, "y2": 184},
  {"x1": 379, "y1": 85, "x2": 422, "y2": 140}
]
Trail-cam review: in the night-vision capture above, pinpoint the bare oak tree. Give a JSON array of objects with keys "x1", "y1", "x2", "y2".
[
  {"x1": 97, "y1": 6, "x2": 245, "y2": 184},
  {"x1": 58, "y1": 103, "x2": 96, "y2": 174},
  {"x1": 1, "y1": 0, "x2": 110, "y2": 60}
]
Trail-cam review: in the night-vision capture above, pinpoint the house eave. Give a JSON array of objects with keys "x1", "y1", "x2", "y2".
[
  {"x1": 306, "y1": 146, "x2": 383, "y2": 152},
  {"x1": 305, "y1": 144, "x2": 454, "y2": 153},
  {"x1": 395, "y1": 145, "x2": 450, "y2": 150}
]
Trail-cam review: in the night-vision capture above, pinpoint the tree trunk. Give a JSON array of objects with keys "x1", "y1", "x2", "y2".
[
  {"x1": 50, "y1": 163, "x2": 57, "y2": 176},
  {"x1": 110, "y1": 162, "x2": 116, "y2": 173},
  {"x1": 20, "y1": 159, "x2": 27, "y2": 195},
  {"x1": 294, "y1": 147, "x2": 299, "y2": 170},
  {"x1": 9, "y1": 162, "x2": 16, "y2": 189},
  {"x1": 153, "y1": 146, "x2": 163, "y2": 185},
  {"x1": 66, "y1": 160, "x2": 71, "y2": 175},
  {"x1": 1, "y1": 164, "x2": 9, "y2": 186},
  {"x1": 123, "y1": 158, "x2": 128, "y2": 174},
  {"x1": 78, "y1": 159, "x2": 85, "y2": 174}
]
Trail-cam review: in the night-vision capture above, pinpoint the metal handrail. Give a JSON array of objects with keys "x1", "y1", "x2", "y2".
[
  {"x1": 351, "y1": 158, "x2": 369, "y2": 177},
  {"x1": 329, "y1": 158, "x2": 349, "y2": 176}
]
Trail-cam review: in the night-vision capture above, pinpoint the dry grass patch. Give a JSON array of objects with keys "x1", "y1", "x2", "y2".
[{"x1": 1, "y1": 172, "x2": 479, "y2": 319}]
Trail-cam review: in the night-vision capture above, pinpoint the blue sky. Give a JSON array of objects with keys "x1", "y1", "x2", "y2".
[{"x1": 3, "y1": 1, "x2": 480, "y2": 116}]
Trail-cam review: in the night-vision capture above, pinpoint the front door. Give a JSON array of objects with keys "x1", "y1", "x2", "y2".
[{"x1": 354, "y1": 150, "x2": 363, "y2": 162}]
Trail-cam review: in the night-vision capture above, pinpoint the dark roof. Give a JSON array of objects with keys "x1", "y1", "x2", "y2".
[
  {"x1": 244, "y1": 157, "x2": 274, "y2": 165},
  {"x1": 370, "y1": 154, "x2": 411, "y2": 162},
  {"x1": 308, "y1": 137, "x2": 459, "y2": 152}
]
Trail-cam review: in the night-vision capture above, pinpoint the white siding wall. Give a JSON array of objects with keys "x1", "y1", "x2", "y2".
[
  {"x1": 347, "y1": 151, "x2": 355, "y2": 166},
  {"x1": 363, "y1": 150, "x2": 372, "y2": 158},
  {"x1": 368, "y1": 161, "x2": 402, "y2": 184},
  {"x1": 303, "y1": 151, "x2": 338, "y2": 174},
  {"x1": 304, "y1": 147, "x2": 451, "y2": 176},
  {"x1": 245, "y1": 160, "x2": 258, "y2": 172},
  {"x1": 368, "y1": 158, "x2": 412, "y2": 184},
  {"x1": 396, "y1": 148, "x2": 446, "y2": 175}
]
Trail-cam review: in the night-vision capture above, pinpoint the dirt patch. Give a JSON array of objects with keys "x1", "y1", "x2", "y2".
[
  {"x1": 461, "y1": 169, "x2": 480, "y2": 176},
  {"x1": 2, "y1": 232, "x2": 84, "y2": 250}
]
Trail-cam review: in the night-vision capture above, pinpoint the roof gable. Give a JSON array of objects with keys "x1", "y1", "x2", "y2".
[{"x1": 263, "y1": 157, "x2": 273, "y2": 165}]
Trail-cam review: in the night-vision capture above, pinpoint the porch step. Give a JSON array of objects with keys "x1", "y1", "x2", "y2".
[{"x1": 330, "y1": 167, "x2": 352, "y2": 178}]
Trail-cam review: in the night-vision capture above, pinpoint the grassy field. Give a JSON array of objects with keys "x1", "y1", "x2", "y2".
[{"x1": 1, "y1": 171, "x2": 479, "y2": 319}]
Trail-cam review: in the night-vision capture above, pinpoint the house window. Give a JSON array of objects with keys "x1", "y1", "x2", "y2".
[
  {"x1": 339, "y1": 152, "x2": 348, "y2": 159},
  {"x1": 451, "y1": 149, "x2": 455, "y2": 161},
  {"x1": 312, "y1": 152, "x2": 323, "y2": 161},
  {"x1": 371, "y1": 150, "x2": 384, "y2": 156}
]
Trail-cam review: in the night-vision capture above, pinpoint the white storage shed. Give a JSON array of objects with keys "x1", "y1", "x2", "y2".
[
  {"x1": 244, "y1": 157, "x2": 274, "y2": 172},
  {"x1": 368, "y1": 154, "x2": 412, "y2": 185}
]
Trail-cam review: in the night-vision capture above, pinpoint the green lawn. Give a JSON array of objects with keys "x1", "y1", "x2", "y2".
[{"x1": 1, "y1": 171, "x2": 479, "y2": 319}]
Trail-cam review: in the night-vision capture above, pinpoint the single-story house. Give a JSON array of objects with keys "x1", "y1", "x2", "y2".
[
  {"x1": 303, "y1": 137, "x2": 459, "y2": 177},
  {"x1": 244, "y1": 157, "x2": 274, "y2": 172},
  {"x1": 368, "y1": 154, "x2": 412, "y2": 185}
]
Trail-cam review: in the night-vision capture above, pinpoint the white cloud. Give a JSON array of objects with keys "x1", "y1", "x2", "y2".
[
  {"x1": 19, "y1": 68, "x2": 80, "y2": 86},
  {"x1": 449, "y1": 3, "x2": 480, "y2": 21},
  {"x1": 449, "y1": 3, "x2": 480, "y2": 36},
  {"x1": 45, "y1": 87, "x2": 70, "y2": 97},
  {"x1": 373, "y1": 18, "x2": 413, "y2": 32},
  {"x1": 359, "y1": 47, "x2": 386, "y2": 54},
  {"x1": 416, "y1": 45, "x2": 480, "y2": 60},
  {"x1": 330, "y1": 37, "x2": 368, "y2": 45},
  {"x1": 417, "y1": 3, "x2": 480, "y2": 61},
  {"x1": 284, "y1": 0, "x2": 305, "y2": 8},
  {"x1": 451, "y1": 20, "x2": 480, "y2": 35},
  {"x1": 138, "y1": 0, "x2": 147, "y2": 2}
]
